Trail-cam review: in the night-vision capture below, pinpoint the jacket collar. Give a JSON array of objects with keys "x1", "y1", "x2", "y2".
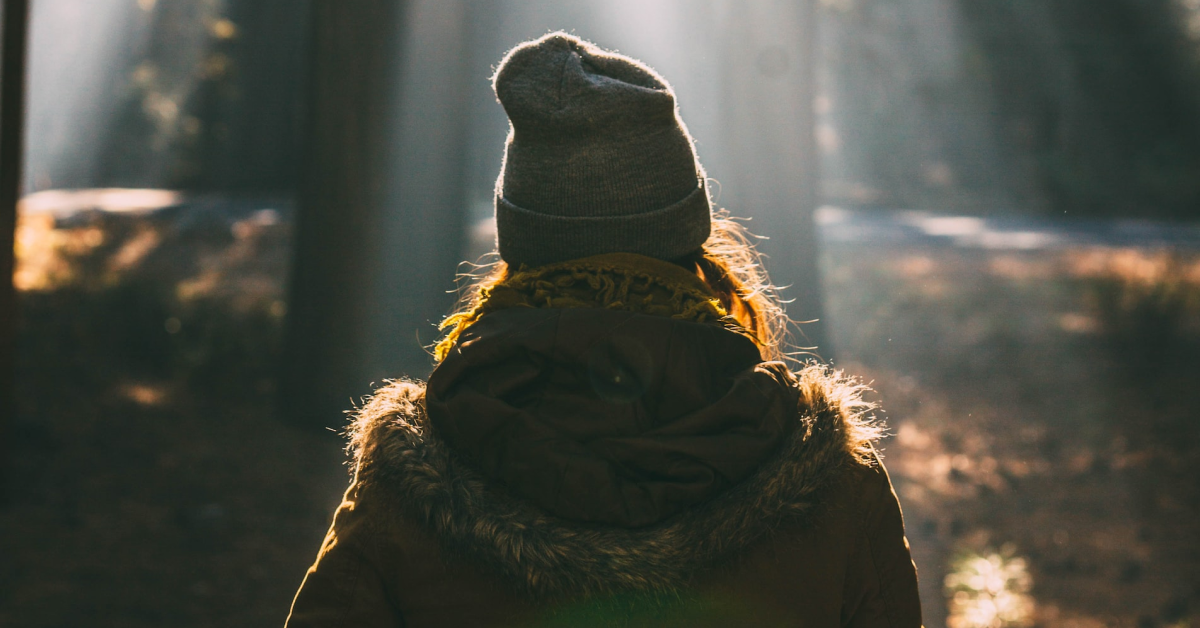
[{"x1": 346, "y1": 364, "x2": 881, "y2": 599}]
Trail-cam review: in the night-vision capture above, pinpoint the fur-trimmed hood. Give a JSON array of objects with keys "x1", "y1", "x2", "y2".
[{"x1": 345, "y1": 364, "x2": 882, "y2": 600}]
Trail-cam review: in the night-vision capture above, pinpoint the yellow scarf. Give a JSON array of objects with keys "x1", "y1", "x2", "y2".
[{"x1": 435, "y1": 253, "x2": 740, "y2": 361}]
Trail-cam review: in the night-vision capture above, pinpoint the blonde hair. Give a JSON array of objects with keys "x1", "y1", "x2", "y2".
[{"x1": 435, "y1": 210, "x2": 794, "y2": 363}]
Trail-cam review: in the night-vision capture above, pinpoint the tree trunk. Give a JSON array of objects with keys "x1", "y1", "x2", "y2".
[
  {"x1": 715, "y1": 0, "x2": 830, "y2": 360},
  {"x1": 200, "y1": 0, "x2": 311, "y2": 194},
  {"x1": 362, "y1": 0, "x2": 473, "y2": 387},
  {"x1": 0, "y1": 0, "x2": 29, "y2": 506},
  {"x1": 953, "y1": 0, "x2": 1200, "y2": 218},
  {"x1": 282, "y1": 1, "x2": 406, "y2": 428},
  {"x1": 282, "y1": 0, "x2": 472, "y2": 428}
]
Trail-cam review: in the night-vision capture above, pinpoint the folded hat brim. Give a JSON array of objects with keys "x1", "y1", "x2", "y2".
[{"x1": 496, "y1": 181, "x2": 712, "y2": 268}]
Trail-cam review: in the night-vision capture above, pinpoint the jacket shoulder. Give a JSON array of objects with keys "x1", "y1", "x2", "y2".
[{"x1": 839, "y1": 451, "x2": 923, "y2": 628}]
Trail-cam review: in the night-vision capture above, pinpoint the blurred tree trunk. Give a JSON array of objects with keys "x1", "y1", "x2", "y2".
[
  {"x1": 361, "y1": 0, "x2": 473, "y2": 388},
  {"x1": 198, "y1": 0, "x2": 310, "y2": 193},
  {"x1": 0, "y1": 0, "x2": 29, "y2": 506},
  {"x1": 715, "y1": 0, "x2": 831, "y2": 360},
  {"x1": 35, "y1": 0, "x2": 309, "y2": 194},
  {"x1": 955, "y1": 0, "x2": 1200, "y2": 217},
  {"x1": 282, "y1": 0, "x2": 403, "y2": 429},
  {"x1": 282, "y1": 0, "x2": 472, "y2": 428}
]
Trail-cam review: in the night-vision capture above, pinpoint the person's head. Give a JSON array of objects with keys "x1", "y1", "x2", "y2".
[{"x1": 437, "y1": 33, "x2": 792, "y2": 362}]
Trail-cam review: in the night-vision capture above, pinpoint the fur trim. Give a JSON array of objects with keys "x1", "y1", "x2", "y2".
[{"x1": 345, "y1": 364, "x2": 882, "y2": 599}]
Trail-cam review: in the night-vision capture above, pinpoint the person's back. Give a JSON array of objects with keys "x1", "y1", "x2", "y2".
[{"x1": 286, "y1": 33, "x2": 922, "y2": 628}]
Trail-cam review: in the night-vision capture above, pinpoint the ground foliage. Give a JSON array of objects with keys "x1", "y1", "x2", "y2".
[
  {"x1": 823, "y1": 241, "x2": 1200, "y2": 627},
  {"x1": 1, "y1": 200, "x2": 345, "y2": 627}
]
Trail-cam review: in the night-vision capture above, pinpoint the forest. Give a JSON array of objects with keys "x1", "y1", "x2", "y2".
[{"x1": 1, "y1": 1, "x2": 1198, "y2": 627}]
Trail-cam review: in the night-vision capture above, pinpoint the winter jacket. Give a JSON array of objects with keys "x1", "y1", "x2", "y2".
[{"x1": 286, "y1": 255, "x2": 922, "y2": 627}]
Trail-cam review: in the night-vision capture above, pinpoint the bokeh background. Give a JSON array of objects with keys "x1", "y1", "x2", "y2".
[{"x1": 1, "y1": 1, "x2": 1198, "y2": 627}]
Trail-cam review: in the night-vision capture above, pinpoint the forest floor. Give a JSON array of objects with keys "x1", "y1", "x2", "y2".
[
  {"x1": 1, "y1": 198, "x2": 1198, "y2": 628},
  {"x1": 2, "y1": 198, "x2": 349, "y2": 627},
  {"x1": 820, "y1": 232, "x2": 1200, "y2": 628}
]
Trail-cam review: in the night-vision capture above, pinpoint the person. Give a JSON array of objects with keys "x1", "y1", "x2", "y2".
[{"x1": 286, "y1": 32, "x2": 922, "y2": 628}]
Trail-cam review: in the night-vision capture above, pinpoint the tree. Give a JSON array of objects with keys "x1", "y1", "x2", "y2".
[
  {"x1": 716, "y1": 0, "x2": 831, "y2": 357},
  {"x1": 282, "y1": 0, "x2": 474, "y2": 428},
  {"x1": 0, "y1": 0, "x2": 29, "y2": 506}
]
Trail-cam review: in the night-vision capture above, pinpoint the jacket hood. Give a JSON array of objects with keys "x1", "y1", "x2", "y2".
[
  {"x1": 426, "y1": 306, "x2": 800, "y2": 527},
  {"x1": 347, "y1": 363, "x2": 881, "y2": 599}
]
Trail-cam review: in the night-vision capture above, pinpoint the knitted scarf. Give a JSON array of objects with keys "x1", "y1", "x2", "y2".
[{"x1": 435, "y1": 253, "x2": 746, "y2": 361}]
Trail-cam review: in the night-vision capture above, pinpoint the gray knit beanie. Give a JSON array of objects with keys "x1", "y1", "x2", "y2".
[{"x1": 492, "y1": 32, "x2": 711, "y2": 267}]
